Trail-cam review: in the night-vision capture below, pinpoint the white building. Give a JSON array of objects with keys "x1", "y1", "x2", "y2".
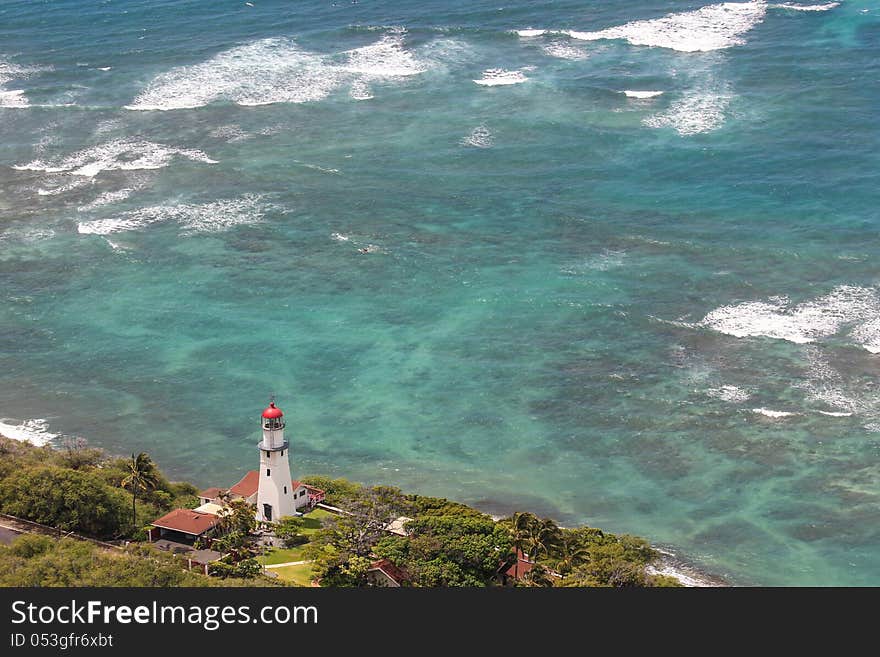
[{"x1": 256, "y1": 400, "x2": 297, "y2": 523}]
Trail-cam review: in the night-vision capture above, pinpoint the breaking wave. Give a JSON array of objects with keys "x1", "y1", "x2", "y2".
[
  {"x1": 77, "y1": 195, "x2": 272, "y2": 235},
  {"x1": 473, "y1": 68, "x2": 528, "y2": 86},
  {"x1": 563, "y1": 2, "x2": 768, "y2": 52},
  {"x1": 0, "y1": 418, "x2": 58, "y2": 446},
  {"x1": 698, "y1": 286, "x2": 880, "y2": 348},
  {"x1": 13, "y1": 138, "x2": 217, "y2": 177},
  {"x1": 643, "y1": 85, "x2": 732, "y2": 135},
  {"x1": 127, "y1": 31, "x2": 428, "y2": 110}
]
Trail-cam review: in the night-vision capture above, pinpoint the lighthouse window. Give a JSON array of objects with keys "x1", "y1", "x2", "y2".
[
  {"x1": 265, "y1": 451, "x2": 270, "y2": 458},
  {"x1": 284, "y1": 486, "x2": 287, "y2": 494},
  {"x1": 266, "y1": 469, "x2": 271, "y2": 477}
]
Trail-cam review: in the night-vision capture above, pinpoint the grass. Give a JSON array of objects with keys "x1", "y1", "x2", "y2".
[
  {"x1": 258, "y1": 545, "x2": 307, "y2": 565},
  {"x1": 272, "y1": 562, "x2": 315, "y2": 586},
  {"x1": 257, "y1": 508, "x2": 335, "y2": 566},
  {"x1": 299, "y1": 508, "x2": 334, "y2": 535}
]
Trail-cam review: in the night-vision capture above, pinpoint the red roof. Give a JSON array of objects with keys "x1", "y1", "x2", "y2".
[
  {"x1": 504, "y1": 549, "x2": 535, "y2": 579},
  {"x1": 231, "y1": 472, "x2": 323, "y2": 499},
  {"x1": 369, "y1": 558, "x2": 409, "y2": 585},
  {"x1": 198, "y1": 487, "x2": 223, "y2": 499},
  {"x1": 262, "y1": 402, "x2": 284, "y2": 419},
  {"x1": 151, "y1": 509, "x2": 220, "y2": 536},
  {"x1": 292, "y1": 480, "x2": 325, "y2": 495},
  {"x1": 229, "y1": 470, "x2": 259, "y2": 498}
]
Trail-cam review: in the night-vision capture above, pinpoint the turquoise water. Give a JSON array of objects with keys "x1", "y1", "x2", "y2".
[{"x1": 1, "y1": 1, "x2": 879, "y2": 585}]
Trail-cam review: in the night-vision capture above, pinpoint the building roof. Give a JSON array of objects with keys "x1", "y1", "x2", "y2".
[
  {"x1": 193, "y1": 502, "x2": 227, "y2": 516},
  {"x1": 151, "y1": 509, "x2": 220, "y2": 536},
  {"x1": 198, "y1": 487, "x2": 223, "y2": 500},
  {"x1": 229, "y1": 470, "x2": 260, "y2": 498},
  {"x1": 369, "y1": 558, "x2": 409, "y2": 585},
  {"x1": 384, "y1": 516, "x2": 412, "y2": 536},
  {"x1": 230, "y1": 472, "x2": 326, "y2": 500},
  {"x1": 503, "y1": 549, "x2": 535, "y2": 579},
  {"x1": 262, "y1": 402, "x2": 284, "y2": 419},
  {"x1": 292, "y1": 481, "x2": 326, "y2": 495}
]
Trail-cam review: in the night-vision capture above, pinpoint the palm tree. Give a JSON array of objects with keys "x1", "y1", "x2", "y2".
[
  {"x1": 509, "y1": 512, "x2": 534, "y2": 581},
  {"x1": 553, "y1": 533, "x2": 592, "y2": 585},
  {"x1": 523, "y1": 517, "x2": 562, "y2": 564},
  {"x1": 120, "y1": 452, "x2": 160, "y2": 529}
]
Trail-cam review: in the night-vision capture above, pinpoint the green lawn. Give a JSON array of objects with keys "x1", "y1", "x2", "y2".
[
  {"x1": 273, "y1": 563, "x2": 315, "y2": 586},
  {"x1": 258, "y1": 546, "x2": 307, "y2": 566},
  {"x1": 299, "y1": 508, "x2": 334, "y2": 535},
  {"x1": 258, "y1": 509, "x2": 335, "y2": 565}
]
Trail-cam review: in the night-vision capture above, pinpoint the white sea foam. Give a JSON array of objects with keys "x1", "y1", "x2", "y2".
[
  {"x1": 77, "y1": 188, "x2": 137, "y2": 212},
  {"x1": 851, "y1": 318, "x2": 880, "y2": 354},
  {"x1": 0, "y1": 89, "x2": 29, "y2": 108},
  {"x1": 128, "y1": 32, "x2": 428, "y2": 111},
  {"x1": 0, "y1": 57, "x2": 39, "y2": 107},
  {"x1": 770, "y1": 2, "x2": 839, "y2": 11},
  {"x1": 563, "y1": 2, "x2": 767, "y2": 52},
  {"x1": 78, "y1": 195, "x2": 271, "y2": 235},
  {"x1": 37, "y1": 178, "x2": 92, "y2": 196},
  {"x1": 706, "y1": 385, "x2": 750, "y2": 403},
  {"x1": 752, "y1": 408, "x2": 797, "y2": 418},
  {"x1": 699, "y1": 286, "x2": 880, "y2": 345},
  {"x1": 0, "y1": 418, "x2": 57, "y2": 446},
  {"x1": 341, "y1": 31, "x2": 427, "y2": 77},
  {"x1": 516, "y1": 29, "x2": 547, "y2": 37},
  {"x1": 460, "y1": 125, "x2": 493, "y2": 148},
  {"x1": 473, "y1": 68, "x2": 528, "y2": 86},
  {"x1": 819, "y1": 411, "x2": 852, "y2": 417},
  {"x1": 643, "y1": 86, "x2": 732, "y2": 135},
  {"x1": 128, "y1": 38, "x2": 344, "y2": 110},
  {"x1": 14, "y1": 138, "x2": 217, "y2": 177},
  {"x1": 623, "y1": 90, "x2": 664, "y2": 99},
  {"x1": 331, "y1": 232, "x2": 350, "y2": 242},
  {"x1": 209, "y1": 124, "x2": 252, "y2": 142},
  {"x1": 349, "y1": 79, "x2": 374, "y2": 100},
  {"x1": 541, "y1": 42, "x2": 590, "y2": 60}
]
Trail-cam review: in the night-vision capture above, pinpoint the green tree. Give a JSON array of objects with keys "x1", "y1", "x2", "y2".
[
  {"x1": 120, "y1": 453, "x2": 160, "y2": 531},
  {"x1": 0, "y1": 466, "x2": 130, "y2": 538},
  {"x1": 275, "y1": 516, "x2": 307, "y2": 547},
  {"x1": 319, "y1": 485, "x2": 405, "y2": 557},
  {"x1": 552, "y1": 532, "x2": 592, "y2": 584}
]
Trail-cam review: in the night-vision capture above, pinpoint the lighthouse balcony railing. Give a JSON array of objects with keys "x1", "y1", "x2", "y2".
[{"x1": 256, "y1": 440, "x2": 289, "y2": 453}]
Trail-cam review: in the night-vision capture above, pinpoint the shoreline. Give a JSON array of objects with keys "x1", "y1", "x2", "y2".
[{"x1": 0, "y1": 416, "x2": 727, "y2": 587}]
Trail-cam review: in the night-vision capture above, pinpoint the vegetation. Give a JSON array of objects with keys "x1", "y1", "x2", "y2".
[
  {"x1": 0, "y1": 535, "x2": 273, "y2": 587},
  {"x1": 120, "y1": 453, "x2": 161, "y2": 530},
  {"x1": 302, "y1": 478, "x2": 679, "y2": 587},
  {"x1": 0, "y1": 436, "x2": 681, "y2": 587},
  {"x1": 274, "y1": 516, "x2": 308, "y2": 548}
]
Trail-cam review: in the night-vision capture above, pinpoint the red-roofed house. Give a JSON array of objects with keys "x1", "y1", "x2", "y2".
[
  {"x1": 197, "y1": 487, "x2": 225, "y2": 506},
  {"x1": 502, "y1": 549, "x2": 535, "y2": 583},
  {"x1": 228, "y1": 470, "x2": 260, "y2": 504},
  {"x1": 148, "y1": 508, "x2": 221, "y2": 546},
  {"x1": 222, "y1": 470, "x2": 324, "y2": 513},
  {"x1": 366, "y1": 559, "x2": 409, "y2": 587}
]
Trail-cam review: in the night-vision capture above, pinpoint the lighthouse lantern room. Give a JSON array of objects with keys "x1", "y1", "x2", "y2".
[{"x1": 255, "y1": 399, "x2": 296, "y2": 522}]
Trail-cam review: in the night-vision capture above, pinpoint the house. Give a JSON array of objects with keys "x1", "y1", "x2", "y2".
[
  {"x1": 500, "y1": 549, "x2": 535, "y2": 584},
  {"x1": 197, "y1": 487, "x2": 225, "y2": 506},
  {"x1": 366, "y1": 558, "x2": 409, "y2": 587},
  {"x1": 147, "y1": 508, "x2": 221, "y2": 546},
  {"x1": 221, "y1": 470, "x2": 325, "y2": 514}
]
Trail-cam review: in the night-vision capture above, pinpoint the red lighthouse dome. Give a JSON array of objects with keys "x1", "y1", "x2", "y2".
[{"x1": 262, "y1": 401, "x2": 284, "y2": 419}]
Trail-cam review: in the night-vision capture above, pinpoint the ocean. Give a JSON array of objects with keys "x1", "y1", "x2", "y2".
[{"x1": 1, "y1": 0, "x2": 878, "y2": 585}]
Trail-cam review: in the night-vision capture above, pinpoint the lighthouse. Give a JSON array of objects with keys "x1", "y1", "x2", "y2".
[{"x1": 255, "y1": 399, "x2": 296, "y2": 523}]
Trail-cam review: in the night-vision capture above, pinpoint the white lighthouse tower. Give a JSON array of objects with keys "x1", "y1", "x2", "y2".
[{"x1": 255, "y1": 399, "x2": 296, "y2": 523}]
